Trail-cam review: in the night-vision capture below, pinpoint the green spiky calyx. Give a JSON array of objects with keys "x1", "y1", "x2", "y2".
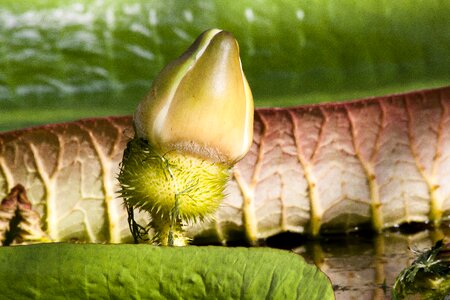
[{"x1": 118, "y1": 138, "x2": 230, "y2": 245}]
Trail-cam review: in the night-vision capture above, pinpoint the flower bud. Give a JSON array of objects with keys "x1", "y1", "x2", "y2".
[
  {"x1": 120, "y1": 29, "x2": 254, "y2": 246},
  {"x1": 134, "y1": 29, "x2": 253, "y2": 163}
]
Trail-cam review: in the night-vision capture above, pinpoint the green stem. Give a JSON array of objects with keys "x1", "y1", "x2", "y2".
[{"x1": 151, "y1": 211, "x2": 188, "y2": 246}]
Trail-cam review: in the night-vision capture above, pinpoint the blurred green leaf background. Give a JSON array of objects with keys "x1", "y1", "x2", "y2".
[{"x1": 1, "y1": 0, "x2": 449, "y2": 131}]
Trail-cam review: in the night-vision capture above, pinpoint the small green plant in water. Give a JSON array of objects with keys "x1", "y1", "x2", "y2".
[
  {"x1": 392, "y1": 240, "x2": 450, "y2": 299},
  {"x1": 118, "y1": 29, "x2": 254, "y2": 246}
]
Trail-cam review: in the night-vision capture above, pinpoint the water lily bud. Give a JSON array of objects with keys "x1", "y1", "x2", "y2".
[
  {"x1": 119, "y1": 29, "x2": 254, "y2": 246},
  {"x1": 134, "y1": 29, "x2": 254, "y2": 163}
]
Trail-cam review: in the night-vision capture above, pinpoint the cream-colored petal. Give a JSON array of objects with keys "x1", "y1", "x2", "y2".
[{"x1": 134, "y1": 29, "x2": 254, "y2": 164}]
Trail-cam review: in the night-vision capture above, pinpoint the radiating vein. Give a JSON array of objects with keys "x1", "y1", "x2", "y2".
[
  {"x1": 345, "y1": 105, "x2": 382, "y2": 232},
  {"x1": 405, "y1": 95, "x2": 442, "y2": 225},
  {"x1": 81, "y1": 124, "x2": 120, "y2": 243},
  {"x1": 288, "y1": 110, "x2": 321, "y2": 236},
  {"x1": 28, "y1": 142, "x2": 57, "y2": 240}
]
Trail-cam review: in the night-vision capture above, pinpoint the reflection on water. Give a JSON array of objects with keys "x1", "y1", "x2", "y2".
[{"x1": 265, "y1": 227, "x2": 449, "y2": 300}]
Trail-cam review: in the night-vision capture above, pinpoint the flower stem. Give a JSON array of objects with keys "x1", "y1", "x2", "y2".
[{"x1": 151, "y1": 210, "x2": 188, "y2": 246}]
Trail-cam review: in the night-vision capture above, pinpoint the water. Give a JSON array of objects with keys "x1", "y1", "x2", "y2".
[{"x1": 264, "y1": 227, "x2": 449, "y2": 299}]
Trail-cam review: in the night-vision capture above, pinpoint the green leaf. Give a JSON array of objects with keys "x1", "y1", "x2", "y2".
[
  {"x1": 392, "y1": 240, "x2": 450, "y2": 299},
  {"x1": 1, "y1": 0, "x2": 449, "y2": 130},
  {"x1": 0, "y1": 243, "x2": 334, "y2": 299}
]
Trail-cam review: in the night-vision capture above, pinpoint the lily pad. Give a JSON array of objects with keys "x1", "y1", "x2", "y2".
[
  {"x1": 0, "y1": 87, "x2": 449, "y2": 244},
  {"x1": 0, "y1": 243, "x2": 334, "y2": 299}
]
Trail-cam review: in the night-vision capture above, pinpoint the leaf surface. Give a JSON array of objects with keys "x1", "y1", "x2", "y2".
[
  {"x1": 0, "y1": 244, "x2": 334, "y2": 299},
  {"x1": 1, "y1": 0, "x2": 450, "y2": 130},
  {"x1": 0, "y1": 87, "x2": 449, "y2": 243}
]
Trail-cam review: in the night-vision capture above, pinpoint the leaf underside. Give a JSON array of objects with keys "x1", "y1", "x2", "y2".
[{"x1": 0, "y1": 87, "x2": 449, "y2": 244}]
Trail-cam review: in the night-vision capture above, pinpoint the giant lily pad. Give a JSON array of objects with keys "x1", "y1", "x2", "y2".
[
  {"x1": 1, "y1": 0, "x2": 449, "y2": 130},
  {"x1": 0, "y1": 243, "x2": 334, "y2": 299},
  {"x1": 0, "y1": 87, "x2": 449, "y2": 244}
]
